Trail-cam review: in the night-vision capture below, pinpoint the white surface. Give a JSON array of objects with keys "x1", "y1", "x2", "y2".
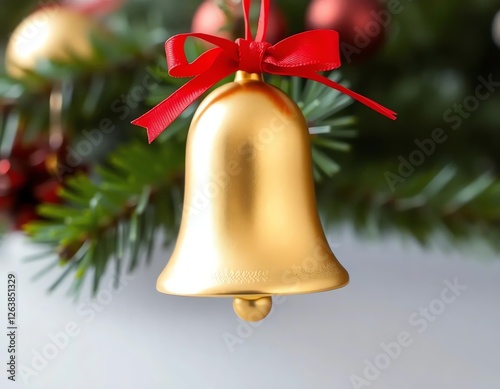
[{"x1": 1, "y1": 230, "x2": 499, "y2": 389}]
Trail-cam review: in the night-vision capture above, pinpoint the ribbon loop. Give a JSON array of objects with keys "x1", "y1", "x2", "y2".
[{"x1": 132, "y1": 0, "x2": 396, "y2": 143}]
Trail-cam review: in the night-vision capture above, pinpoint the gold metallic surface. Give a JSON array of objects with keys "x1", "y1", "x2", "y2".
[
  {"x1": 5, "y1": 7, "x2": 97, "y2": 79},
  {"x1": 233, "y1": 297, "x2": 273, "y2": 322},
  {"x1": 157, "y1": 71, "x2": 349, "y2": 319}
]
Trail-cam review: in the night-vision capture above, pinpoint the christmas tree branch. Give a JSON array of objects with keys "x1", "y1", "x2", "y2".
[
  {"x1": 320, "y1": 162, "x2": 500, "y2": 251},
  {"x1": 24, "y1": 139, "x2": 185, "y2": 295}
]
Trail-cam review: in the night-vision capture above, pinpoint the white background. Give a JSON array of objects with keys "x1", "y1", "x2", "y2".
[{"x1": 1, "y1": 229, "x2": 499, "y2": 389}]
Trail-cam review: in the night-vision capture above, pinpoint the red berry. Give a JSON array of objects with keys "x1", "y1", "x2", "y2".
[
  {"x1": 34, "y1": 179, "x2": 62, "y2": 204},
  {"x1": 14, "y1": 206, "x2": 38, "y2": 231},
  {"x1": 0, "y1": 194, "x2": 15, "y2": 210},
  {"x1": 0, "y1": 159, "x2": 27, "y2": 196}
]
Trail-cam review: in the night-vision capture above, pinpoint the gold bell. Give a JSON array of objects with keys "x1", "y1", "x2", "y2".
[{"x1": 157, "y1": 71, "x2": 349, "y2": 321}]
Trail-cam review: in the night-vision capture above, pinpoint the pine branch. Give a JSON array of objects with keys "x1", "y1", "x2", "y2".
[
  {"x1": 269, "y1": 73, "x2": 357, "y2": 179},
  {"x1": 24, "y1": 139, "x2": 185, "y2": 296},
  {"x1": 319, "y1": 162, "x2": 500, "y2": 251}
]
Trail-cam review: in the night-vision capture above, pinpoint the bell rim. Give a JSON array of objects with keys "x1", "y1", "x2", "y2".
[{"x1": 155, "y1": 278, "x2": 349, "y2": 299}]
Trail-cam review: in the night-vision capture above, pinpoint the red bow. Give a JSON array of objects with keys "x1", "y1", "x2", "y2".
[{"x1": 133, "y1": 0, "x2": 397, "y2": 143}]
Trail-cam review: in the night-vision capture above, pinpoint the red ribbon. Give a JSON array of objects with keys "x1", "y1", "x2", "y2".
[{"x1": 133, "y1": 0, "x2": 397, "y2": 143}]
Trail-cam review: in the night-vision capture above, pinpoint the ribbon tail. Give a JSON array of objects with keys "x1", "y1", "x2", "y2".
[
  {"x1": 302, "y1": 72, "x2": 397, "y2": 120},
  {"x1": 132, "y1": 64, "x2": 236, "y2": 143}
]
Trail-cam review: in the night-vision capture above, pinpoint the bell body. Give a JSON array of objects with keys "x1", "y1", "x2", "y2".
[{"x1": 157, "y1": 71, "x2": 349, "y2": 319}]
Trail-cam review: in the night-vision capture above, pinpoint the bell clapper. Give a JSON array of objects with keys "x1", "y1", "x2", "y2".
[{"x1": 233, "y1": 296, "x2": 273, "y2": 322}]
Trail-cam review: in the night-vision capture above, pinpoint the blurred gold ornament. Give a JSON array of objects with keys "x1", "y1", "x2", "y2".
[
  {"x1": 493, "y1": 11, "x2": 500, "y2": 49},
  {"x1": 44, "y1": 153, "x2": 60, "y2": 176},
  {"x1": 5, "y1": 7, "x2": 99, "y2": 79},
  {"x1": 157, "y1": 71, "x2": 349, "y2": 322}
]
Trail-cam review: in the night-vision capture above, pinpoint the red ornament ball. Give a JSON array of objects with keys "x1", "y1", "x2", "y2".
[
  {"x1": 192, "y1": 0, "x2": 233, "y2": 40},
  {"x1": 192, "y1": 0, "x2": 287, "y2": 44},
  {"x1": 306, "y1": 0, "x2": 387, "y2": 62}
]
